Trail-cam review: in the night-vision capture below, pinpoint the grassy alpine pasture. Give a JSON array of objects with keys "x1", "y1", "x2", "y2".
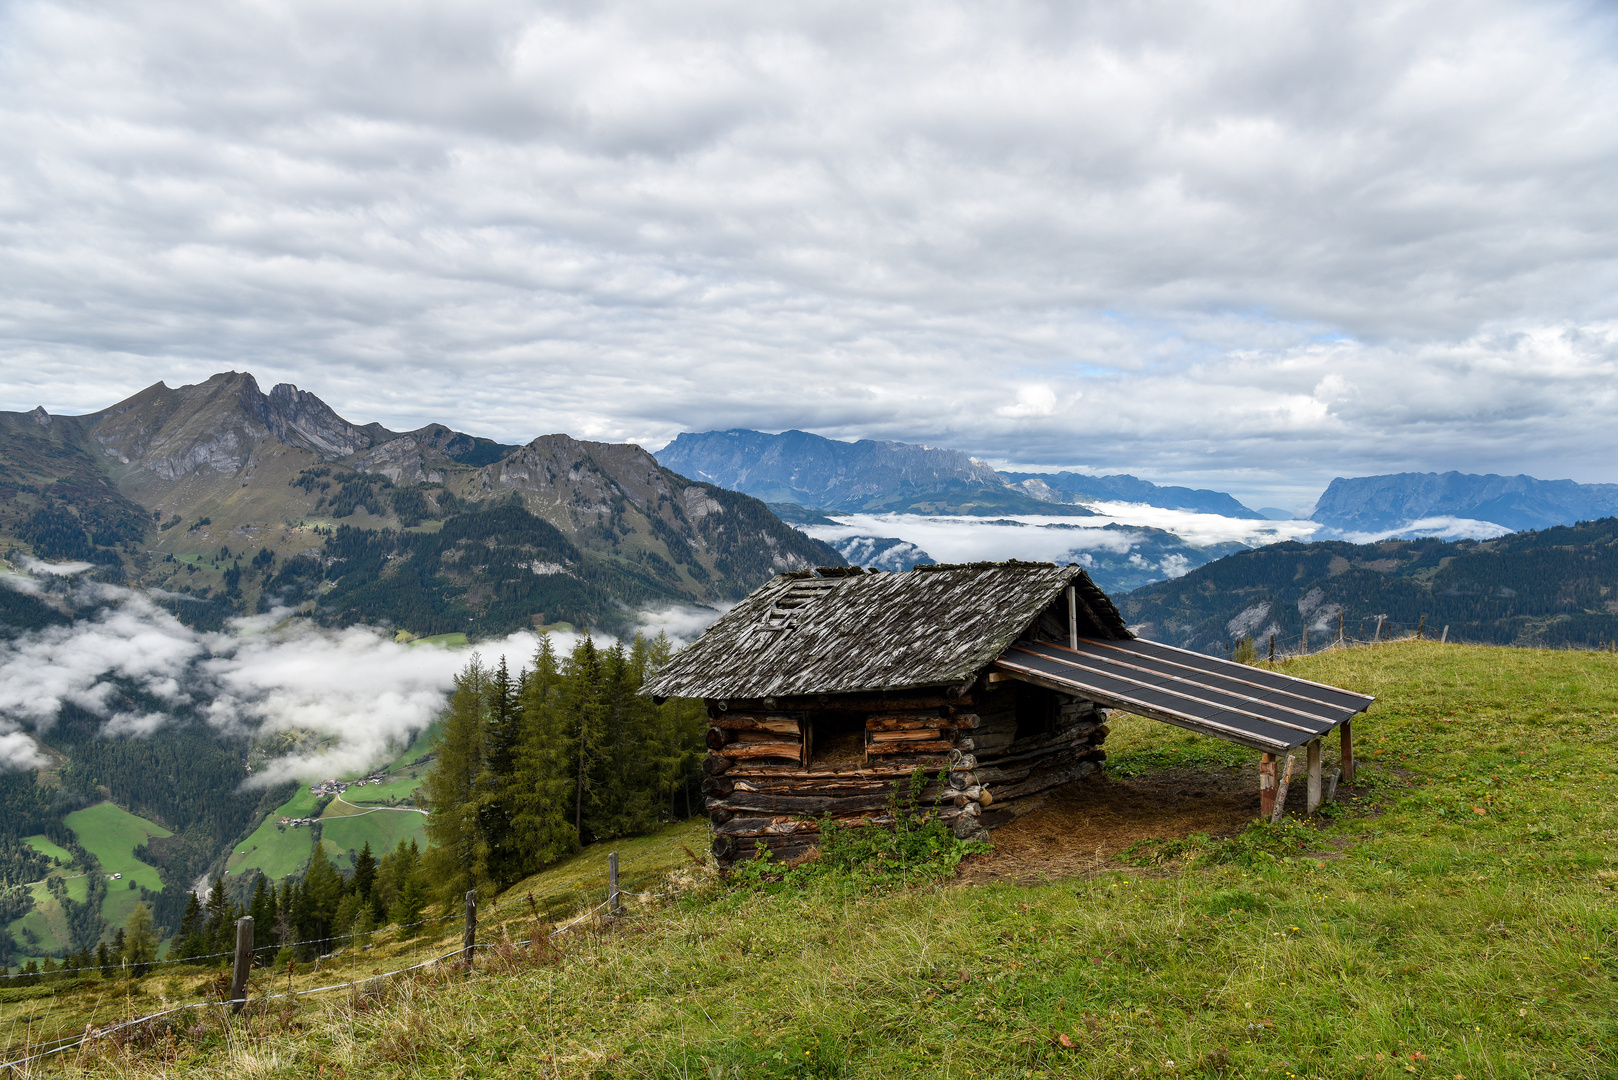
[{"x1": 14, "y1": 641, "x2": 1618, "y2": 1080}]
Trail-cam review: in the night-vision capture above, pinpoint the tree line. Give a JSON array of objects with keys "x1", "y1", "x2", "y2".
[{"x1": 421, "y1": 633, "x2": 705, "y2": 905}]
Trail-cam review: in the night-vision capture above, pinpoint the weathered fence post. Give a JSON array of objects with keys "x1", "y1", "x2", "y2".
[
  {"x1": 1416, "y1": 614, "x2": 1426, "y2": 639},
  {"x1": 463, "y1": 889, "x2": 477, "y2": 972},
  {"x1": 1306, "y1": 739, "x2": 1323, "y2": 813},
  {"x1": 1374, "y1": 614, "x2": 1386, "y2": 642},
  {"x1": 229, "y1": 916, "x2": 253, "y2": 1014},
  {"x1": 1337, "y1": 610, "x2": 1345, "y2": 648},
  {"x1": 1302, "y1": 625, "x2": 1309, "y2": 654},
  {"x1": 1268, "y1": 633, "x2": 1275, "y2": 663},
  {"x1": 608, "y1": 852, "x2": 623, "y2": 917},
  {"x1": 1441, "y1": 625, "x2": 1449, "y2": 643},
  {"x1": 1270, "y1": 753, "x2": 1296, "y2": 823}
]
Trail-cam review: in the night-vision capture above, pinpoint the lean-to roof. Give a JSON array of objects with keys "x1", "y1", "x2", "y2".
[{"x1": 643, "y1": 561, "x2": 1129, "y2": 700}]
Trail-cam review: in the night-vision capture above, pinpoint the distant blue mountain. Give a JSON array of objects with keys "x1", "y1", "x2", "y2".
[
  {"x1": 1311, "y1": 472, "x2": 1618, "y2": 534},
  {"x1": 1000, "y1": 472, "x2": 1265, "y2": 519},
  {"x1": 655, "y1": 429, "x2": 1090, "y2": 516},
  {"x1": 657, "y1": 428, "x2": 1264, "y2": 520}
]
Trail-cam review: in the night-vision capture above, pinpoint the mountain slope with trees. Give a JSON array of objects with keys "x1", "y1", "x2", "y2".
[{"x1": 1123, "y1": 516, "x2": 1618, "y2": 653}]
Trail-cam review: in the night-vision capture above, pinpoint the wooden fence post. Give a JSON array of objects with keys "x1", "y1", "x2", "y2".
[
  {"x1": 1302, "y1": 626, "x2": 1308, "y2": 654},
  {"x1": 1268, "y1": 633, "x2": 1275, "y2": 662},
  {"x1": 1337, "y1": 610, "x2": 1345, "y2": 647},
  {"x1": 1306, "y1": 739, "x2": 1322, "y2": 814},
  {"x1": 1340, "y1": 720, "x2": 1355, "y2": 784},
  {"x1": 1271, "y1": 754, "x2": 1296, "y2": 823},
  {"x1": 1259, "y1": 753, "x2": 1277, "y2": 818},
  {"x1": 608, "y1": 852, "x2": 623, "y2": 917},
  {"x1": 1416, "y1": 614, "x2": 1426, "y2": 639},
  {"x1": 1374, "y1": 614, "x2": 1386, "y2": 642},
  {"x1": 229, "y1": 916, "x2": 253, "y2": 1014},
  {"x1": 1441, "y1": 625, "x2": 1449, "y2": 643},
  {"x1": 463, "y1": 889, "x2": 477, "y2": 971}
]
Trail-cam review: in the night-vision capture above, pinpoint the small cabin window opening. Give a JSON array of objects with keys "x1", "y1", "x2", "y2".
[
  {"x1": 1013, "y1": 682, "x2": 1059, "y2": 741},
  {"x1": 807, "y1": 710, "x2": 866, "y2": 765}
]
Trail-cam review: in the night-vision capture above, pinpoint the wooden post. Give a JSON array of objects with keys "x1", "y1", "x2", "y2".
[
  {"x1": 229, "y1": 916, "x2": 253, "y2": 1014},
  {"x1": 1340, "y1": 720, "x2": 1355, "y2": 784},
  {"x1": 1441, "y1": 625, "x2": 1449, "y2": 643},
  {"x1": 1259, "y1": 753, "x2": 1277, "y2": 818},
  {"x1": 608, "y1": 851, "x2": 622, "y2": 916},
  {"x1": 1066, "y1": 586, "x2": 1078, "y2": 650},
  {"x1": 463, "y1": 889, "x2": 477, "y2": 971},
  {"x1": 1271, "y1": 754, "x2": 1296, "y2": 823},
  {"x1": 1337, "y1": 610, "x2": 1345, "y2": 648},
  {"x1": 1306, "y1": 739, "x2": 1322, "y2": 813},
  {"x1": 1268, "y1": 633, "x2": 1275, "y2": 662},
  {"x1": 1374, "y1": 614, "x2": 1386, "y2": 642},
  {"x1": 1416, "y1": 614, "x2": 1426, "y2": 639},
  {"x1": 1301, "y1": 625, "x2": 1309, "y2": 654}
]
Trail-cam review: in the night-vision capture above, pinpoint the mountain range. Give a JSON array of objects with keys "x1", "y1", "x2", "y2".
[
  {"x1": 1309, "y1": 472, "x2": 1618, "y2": 535},
  {"x1": 0, "y1": 373, "x2": 842, "y2": 636},
  {"x1": 1123, "y1": 517, "x2": 1618, "y2": 653}
]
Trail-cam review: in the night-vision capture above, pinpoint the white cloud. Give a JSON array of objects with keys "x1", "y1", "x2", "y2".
[
  {"x1": 0, "y1": 560, "x2": 724, "y2": 777},
  {"x1": 0, "y1": 1, "x2": 1612, "y2": 503}
]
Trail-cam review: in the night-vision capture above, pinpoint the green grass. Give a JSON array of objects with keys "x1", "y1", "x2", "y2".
[
  {"x1": 224, "y1": 788, "x2": 321, "y2": 881},
  {"x1": 410, "y1": 632, "x2": 468, "y2": 648},
  {"x1": 20, "y1": 642, "x2": 1618, "y2": 1079},
  {"x1": 21, "y1": 835, "x2": 72, "y2": 865},
  {"x1": 319, "y1": 810, "x2": 428, "y2": 871},
  {"x1": 64, "y1": 803, "x2": 170, "y2": 930}
]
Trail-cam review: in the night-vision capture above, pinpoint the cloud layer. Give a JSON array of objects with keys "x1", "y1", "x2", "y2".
[
  {"x1": 1, "y1": 1, "x2": 1616, "y2": 503},
  {"x1": 0, "y1": 566, "x2": 714, "y2": 779}
]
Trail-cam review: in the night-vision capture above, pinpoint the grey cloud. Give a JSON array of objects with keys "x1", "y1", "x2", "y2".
[{"x1": 0, "y1": 0, "x2": 1615, "y2": 504}]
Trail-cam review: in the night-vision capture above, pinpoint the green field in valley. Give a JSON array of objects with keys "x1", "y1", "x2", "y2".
[
  {"x1": 64, "y1": 802, "x2": 171, "y2": 929},
  {"x1": 21, "y1": 835, "x2": 71, "y2": 865}
]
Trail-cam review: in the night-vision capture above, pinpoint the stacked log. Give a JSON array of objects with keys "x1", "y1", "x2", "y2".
[{"x1": 704, "y1": 680, "x2": 1108, "y2": 866}]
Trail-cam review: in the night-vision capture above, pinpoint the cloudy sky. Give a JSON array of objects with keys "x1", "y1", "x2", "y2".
[{"x1": 1, "y1": 0, "x2": 1615, "y2": 506}]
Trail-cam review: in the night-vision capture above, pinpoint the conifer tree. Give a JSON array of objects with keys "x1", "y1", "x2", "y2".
[
  {"x1": 422, "y1": 658, "x2": 491, "y2": 904},
  {"x1": 352, "y1": 841, "x2": 377, "y2": 905},
  {"x1": 124, "y1": 903, "x2": 157, "y2": 977},
  {"x1": 175, "y1": 892, "x2": 205, "y2": 960},
  {"x1": 511, "y1": 636, "x2": 579, "y2": 870}
]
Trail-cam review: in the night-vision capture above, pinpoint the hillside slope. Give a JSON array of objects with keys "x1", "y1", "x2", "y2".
[
  {"x1": 1123, "y1": 516, "x2": 1618, "y2": 652},
  {"x1": 0, "y1": 373, "x2": 842, "y2": 636}
]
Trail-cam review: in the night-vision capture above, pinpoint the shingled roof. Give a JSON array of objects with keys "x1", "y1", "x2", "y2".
[{"x1": 643, "y1": 561, "x2": 1129, "y2": 700}]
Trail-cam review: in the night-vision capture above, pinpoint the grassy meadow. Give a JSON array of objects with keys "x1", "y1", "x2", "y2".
[{"x1": 7, "y1": 640, "x2": 1617, "y2": 1079}]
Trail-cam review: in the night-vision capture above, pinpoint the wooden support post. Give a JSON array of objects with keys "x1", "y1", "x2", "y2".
[
  {"x1": 229, "y1": 916, "x2": 253, "y2": 1014},
  {"x1": 1416, "y1": 614, "x2": 1426, "y2": 639},
  {"x1": 1302, "y1": 625, "x2": 1309, "y2": 654},
  {"x1": 1441, "y1": 625, "x2": 1449, "y2": 643},
  {"x1": 1271, "y1": 754, "x2": 1296, "y2": 823},
  {"x1": 1337, "y1": 610, "x2": 1345, "y2": 648},
  {"x1": 1306, "y1": 739, "x2": 1322, "y2": 814},
  {"x1": 1268, "y1": 633, "x2": 1276, "y2": 663},
  {"x1": 1340, "y1": 720, "x2": 1355, "y2": 784},
  {"x1": 1066, "y1": 586, "x2": 1078, "y2": 650},
  {"x1": 1259, "y1": 753, "x2": 1277, "y2": 818},
  {"x1": 1374, "y1": 614, "x2": 1386, "y2": 642},
  {"x1": 608, "y1": 851, "x2": 623, "y2": 917},
  {"x1": 463, "y1": 889, "x2": 477, "y2": 971}
]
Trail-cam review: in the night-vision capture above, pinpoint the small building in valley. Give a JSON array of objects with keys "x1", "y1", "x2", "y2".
[{"x1": 645, "y1": 561, "x2": 1374, "y2": 868}]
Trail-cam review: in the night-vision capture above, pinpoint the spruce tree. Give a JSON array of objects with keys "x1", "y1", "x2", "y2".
[
  {"x1": 422, "y1": 657, "x2": 491, "y2": 905},
  {"x1": 352, "y1": 841, "x2": 377, "y2": 905},
  {"x1": 511, "y1": 635, "x2": 579, "y2": 870},
  {"x1": 175, "y1": 892, "x2": 205, "y2": 960},
  {"x1": 124, "y1": 904, "x2": 157, "y2": 977}
]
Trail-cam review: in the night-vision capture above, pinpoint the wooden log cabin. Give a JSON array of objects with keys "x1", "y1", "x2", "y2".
[{"x1": 643, "y1": 561, "x2": 1373, "y2": 869}]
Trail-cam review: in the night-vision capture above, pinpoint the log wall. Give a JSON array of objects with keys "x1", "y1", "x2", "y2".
[{"x1": 704, "y1": 676, "x2": 1108, "y2": 867}]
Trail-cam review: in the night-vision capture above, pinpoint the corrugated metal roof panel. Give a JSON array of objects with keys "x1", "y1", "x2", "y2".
[{"x1": 994, "y1": 638, "x2": 1373, "y2": 752}]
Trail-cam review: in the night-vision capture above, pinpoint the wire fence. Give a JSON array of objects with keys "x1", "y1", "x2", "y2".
[{"x1": 0, "y1": 836, "x2": 702, "y2": 1072}]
